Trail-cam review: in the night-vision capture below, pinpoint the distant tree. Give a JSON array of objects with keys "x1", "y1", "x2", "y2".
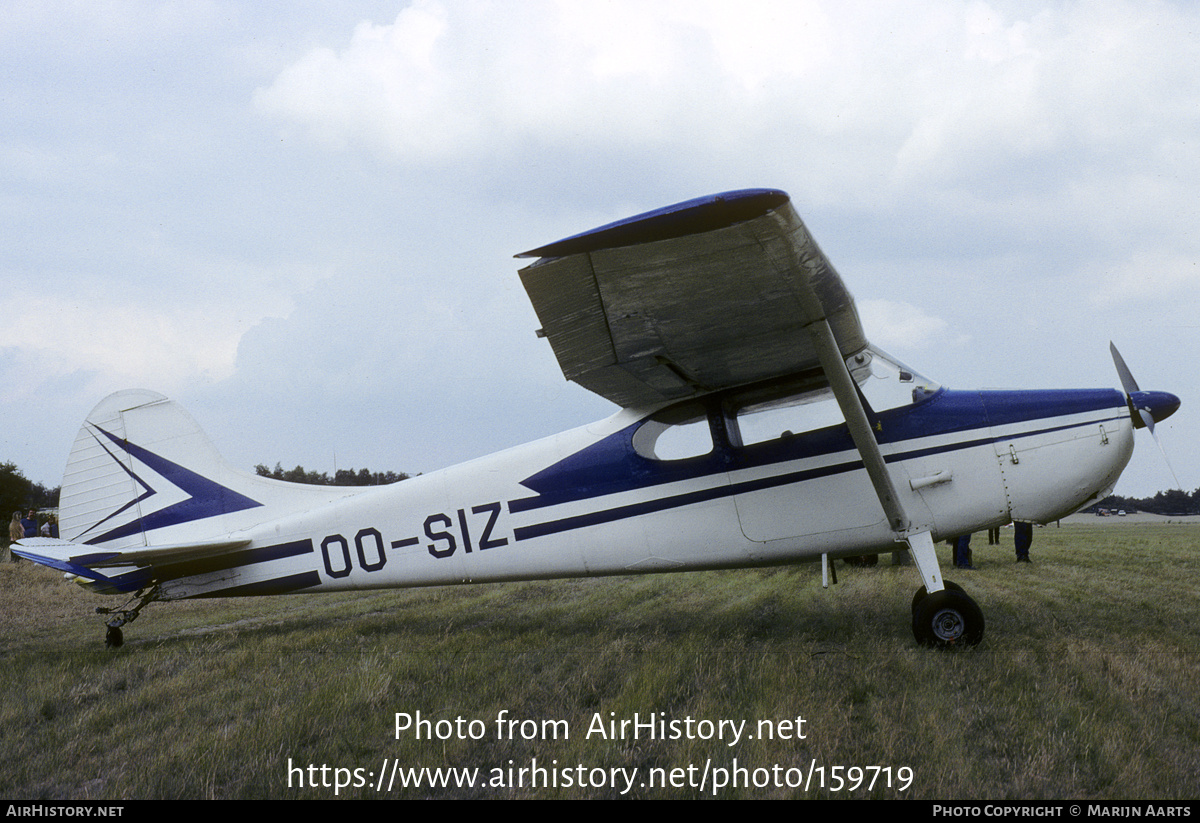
[
  {"x1": 334, "y1": 467, "x2": 410, "y2": 486},
  {"x1": 1090, "y1": 489, "x2": 1200, "y2": 516},
  {"x1": 1146, "y1": 488, "x2": 1196, "y2": 516},
  {"x1": 255, "y1": 463, "x2": 409, "y2": 486},
  {"x1": 0, "y1": 463, "x2": 59, "y2": 542},
  {"x1": 1, "y1": 462, "x2": 31, "y2": 521},
  {"x1": 29, "y1": 480, "x2": 59, "y2": 510}
]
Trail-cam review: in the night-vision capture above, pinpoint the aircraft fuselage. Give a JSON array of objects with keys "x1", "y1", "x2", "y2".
[{"x1": 151, "y1": 384, "x2": 1133, "y2": 601}]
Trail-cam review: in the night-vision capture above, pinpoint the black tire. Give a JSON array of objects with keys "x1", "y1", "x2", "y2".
[
  {"x1": 911, "y1": 580, "x2": 964, "y2": 615},
  {"x1": 844, "y1": 554, "x2": 879, "y2": 567},
  {"x1": 105, "y1": 626, "x2": 123, "y2": 648},
  {"x1": 912, "y1": 589, "x2": 984, "y2": 648}
]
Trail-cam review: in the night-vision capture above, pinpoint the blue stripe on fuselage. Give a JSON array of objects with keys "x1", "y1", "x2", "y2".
[
  {"x1": 186, "y1": 570, "x2": 321, "y2": 598},
  {"x1": 510, "y1": 388, "x2": 1126, "y2": 522},
  {"x1": 154, "y1": 539, "x2": 315, "y2": 579}
]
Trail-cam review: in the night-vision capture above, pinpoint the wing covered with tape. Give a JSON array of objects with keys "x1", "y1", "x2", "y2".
[{"x1": 517, "y1": 189, "x2": 867, "y2": 408}]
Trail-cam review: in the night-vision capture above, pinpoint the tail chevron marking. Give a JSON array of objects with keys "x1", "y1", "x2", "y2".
[{"x1": 79, "y1": 424, "x2": 262, "y2": 545}]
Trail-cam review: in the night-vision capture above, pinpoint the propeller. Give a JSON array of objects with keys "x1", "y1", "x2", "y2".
[{"x1": 1110, "y1": 342, "x2": 1182, "y2": 489}]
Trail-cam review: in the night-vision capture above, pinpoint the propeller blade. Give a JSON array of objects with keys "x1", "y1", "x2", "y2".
[
  {"x1": 1110, "y1": 341, "x2": 1183, "y2": 489},
  {"x1": 1110, "y1": 341, "x2": 1141, "y2": 398},
  {"x1": 1112, "y1": 341, "x2": 1158, "y2": 432}
]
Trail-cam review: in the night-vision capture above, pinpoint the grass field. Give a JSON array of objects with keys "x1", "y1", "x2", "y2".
[{"x1": 2, "y1": 522, "x2": 1198, "y2": 799}]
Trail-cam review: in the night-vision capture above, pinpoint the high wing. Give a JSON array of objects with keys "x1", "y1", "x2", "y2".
[
  {"x1": 519, "y1": 188, "x2": 947, "y2": 595},
  {"x1": 517, "y1": 189, "x2": 868, "y2": 408}
]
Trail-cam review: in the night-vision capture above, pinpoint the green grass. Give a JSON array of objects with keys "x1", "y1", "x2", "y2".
[{"x1": 1, "y1": 523, "x2": 1197, "y2": 799}]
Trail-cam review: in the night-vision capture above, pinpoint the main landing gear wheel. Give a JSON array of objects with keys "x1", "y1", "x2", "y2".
[
  {"x1": 911, "y1": 580, "x2": 964, "y2": 615},
  {"x1": 911, "y1": 588, "x2": 984, "y2": 648},
  {"x1": 105, "y1": 626, "x2": 124, "y2": 648}
]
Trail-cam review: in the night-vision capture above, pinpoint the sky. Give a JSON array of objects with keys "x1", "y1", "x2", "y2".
[{"x1": 3, "y1": 0, "x2": 1197, "y2": 500}]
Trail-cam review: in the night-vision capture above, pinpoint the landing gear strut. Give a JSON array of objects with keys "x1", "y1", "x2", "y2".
[
  {"x1": 911, "y1": 584, "x2": 984, "y2": 648},
  {"x1": 96, "y1": 585, "x2": 161, "y2": 648}
]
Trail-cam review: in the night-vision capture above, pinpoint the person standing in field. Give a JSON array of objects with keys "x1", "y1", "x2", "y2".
[
  {"x1": 21, "y1": 511, "x2": 37, "y2": 538},
  {"x1": 8, "y1": 511, "x2": 23, "y2": 562},
  {"x1": 1015, "y1": 521, "x2": 1033, "y2": 563}
]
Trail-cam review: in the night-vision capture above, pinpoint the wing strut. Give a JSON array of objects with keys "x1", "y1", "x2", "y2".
[{"x1": 803, "y1": 315, "x2": 944, "y2": 594}]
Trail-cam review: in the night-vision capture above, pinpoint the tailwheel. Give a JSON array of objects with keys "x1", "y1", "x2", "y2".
[
  {"x1": 95, "y1": 585, "x2": 160, "y2": 648},
  {"x1": 912, "y1": 587, "x2": 984, "y2": 648}
]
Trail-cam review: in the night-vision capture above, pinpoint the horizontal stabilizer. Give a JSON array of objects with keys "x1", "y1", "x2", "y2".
[{"x1": 14, "y1": 535, "x2": 252, "y2": 570}]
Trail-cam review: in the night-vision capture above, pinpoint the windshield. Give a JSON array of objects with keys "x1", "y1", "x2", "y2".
[{"x1": 849, "y1": 346, "x2": 940, "y2": 413}]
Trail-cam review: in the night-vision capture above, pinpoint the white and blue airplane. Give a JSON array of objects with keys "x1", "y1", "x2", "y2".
[{"x1": 14, "y1": 189, "x2": 1179, "y2": 648}]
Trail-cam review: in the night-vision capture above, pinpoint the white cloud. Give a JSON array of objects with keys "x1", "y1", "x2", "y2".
[
  {"x1": 253, "y1": 1, "x2": 1200, "y2": 213},
  {"x1": 0, "y1": 256, "x2": 313, "y2": 401},
  {"x1": 859, "y1": 298, "x2": 960, "y2": 352},
  {"x1": 1091, "y1": 252, "x2": 1200, "y2": 310},
  {"x1": 252, "y1": 1, "x2": 854, "y2": 167}
]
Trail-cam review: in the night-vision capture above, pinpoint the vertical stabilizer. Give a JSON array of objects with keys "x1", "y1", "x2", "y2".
[
  {"x1": 60, "y1": 390, "x2": 259, "y2": 549},
  {"x1": 58, "y1": 389, "x2": 365, "y2": 550}
]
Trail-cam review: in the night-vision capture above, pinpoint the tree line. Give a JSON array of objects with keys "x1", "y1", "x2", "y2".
[
  {"x1": 254, "y1": 463, "x2": 412, "y2": 486},
  {"x1": 1, "y1": 462, "x2": 60, "y2": 517},
  {"x1": 1090, "y1": 489, "x2": 1200, "y2": 517},
  {"x1": 0, "y1": 460, "x2": 410, "y2": 526}
]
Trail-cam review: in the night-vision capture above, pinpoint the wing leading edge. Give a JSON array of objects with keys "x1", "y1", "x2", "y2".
[{"x1": 517, "y1": 189, "x2": 867, "y2": 408}]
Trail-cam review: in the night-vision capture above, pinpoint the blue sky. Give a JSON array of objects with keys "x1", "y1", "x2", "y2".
[{"x1": 3, "y1": 0, "x2": 1196, "y2": 498}]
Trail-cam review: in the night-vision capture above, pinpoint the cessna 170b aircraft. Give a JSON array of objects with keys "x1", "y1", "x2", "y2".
[{"x1": 14, "y1": 189, "x2": 1179, "y2": 649}]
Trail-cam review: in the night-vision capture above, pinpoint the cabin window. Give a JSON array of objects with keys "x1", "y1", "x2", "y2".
[
  {"x1": 632, "y1": 401, "x2": 714, "y2": 461},
  {"x1": 727, "y1": 347, "x2": 940, "y2": 447},
  {"x1": 734, "y1": 391, "x2": 845, "y2": 446},
  {"x1": 719, "y1": 365, "x2": 841, "y2": 447}
]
